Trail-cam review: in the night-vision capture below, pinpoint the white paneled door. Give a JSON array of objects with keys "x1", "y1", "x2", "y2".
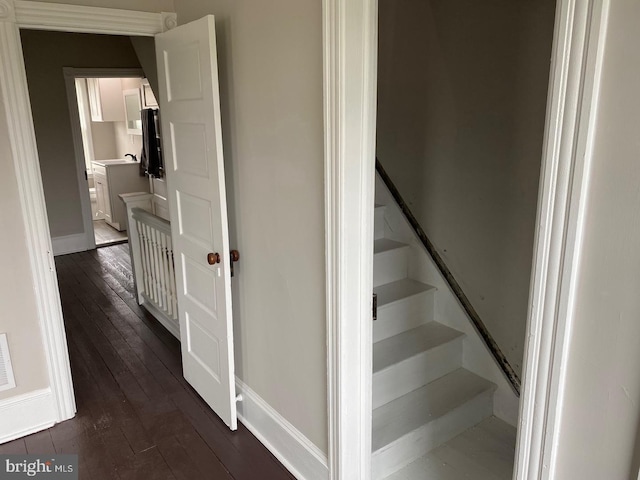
[{"x1": 155, "y1": 16, "x2": 237, "y2": 430}]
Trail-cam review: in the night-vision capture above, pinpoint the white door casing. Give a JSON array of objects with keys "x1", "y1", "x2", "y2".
[{"x1": 155, "y1": 15, "x2": 237, "y2": 430}]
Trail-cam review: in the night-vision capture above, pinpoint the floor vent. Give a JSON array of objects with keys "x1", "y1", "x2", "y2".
[{"x1": 0, "y1": 333, "x2": 16, "y2": 392}]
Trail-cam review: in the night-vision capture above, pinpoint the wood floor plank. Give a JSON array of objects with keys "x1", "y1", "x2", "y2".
[
  {"x1": 0, "y1": 439, "x2": 27, "y2": 454},
  {"x1": 24, "y1": 430, "x2": 56, "y2": 454},
  {"x1": 33, "y1": 245, "x2": 296, "y2": 480}
]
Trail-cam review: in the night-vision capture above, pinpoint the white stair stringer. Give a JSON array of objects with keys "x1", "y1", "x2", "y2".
[
  {"x1": 373, "y1": 322, "x2": 464, "y2": 408},
  {"x1": 374, "y1": 175, "x2": 520, "y2": 427},
  {"x1": 371, "y1": 369, "x2": 497, "y2": 480},
  {"x1": 372, "y1": 194, "x2": 514, "y2": 480}
]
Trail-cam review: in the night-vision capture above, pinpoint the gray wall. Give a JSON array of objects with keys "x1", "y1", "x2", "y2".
[
  {"x1": 174, "y1": 0, "x2": 327, "y2": 452},
  {"x1": 553, "y1": 2, "x2": 640, "y2": 477},
  {"x1": 0, "y1": 95, "x2": 50, "y2": 401},
  {"x1": 20, "y1": 30, "x2": 143, "y2": 238},
  {"x1": 376, "y1": 0, "x2": 556, "y2": 376}
]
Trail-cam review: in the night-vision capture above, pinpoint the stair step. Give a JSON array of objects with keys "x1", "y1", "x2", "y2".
[
  {"x1": 373, "y1": 322, "x2": 464, "y2": 408},
  {"x1": 375, "y1": 204, "x2": 386, "y2": 240},
  {"x1": 372, "y1": 369, "x2": 496, "y2": 480},
  {"x1": 381, "y1": 417, "x2": 517, "y2": 480},
  {"x1": 374, "y1": 238, "x2": 410, "y2": 287},
  {"x1": 374, "y1": 279, "x2": 436, "y2": 342}
]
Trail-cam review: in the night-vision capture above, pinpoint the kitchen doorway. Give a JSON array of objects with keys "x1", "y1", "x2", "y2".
[{"x1": 69, "y1": 74, "x2": 152, "y2": 247}]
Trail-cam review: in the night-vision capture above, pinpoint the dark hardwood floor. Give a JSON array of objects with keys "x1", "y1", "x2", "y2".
[{"x1": 0, "y1": 244, "x2": 295, "y2": 480}]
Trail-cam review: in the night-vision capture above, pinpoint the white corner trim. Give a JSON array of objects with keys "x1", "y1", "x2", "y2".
[
  {"x1": 236, "y1": 379, "x2": 328, "y2": 480},
  {"x1": 0, "y1": 5, "x2": 76, "y2": 424},
  {"x1": 51, "y1": 233, "x2": 90, "y2": 256},
  {"x1": 0, "y1": 388, "x2": 57, "y2": 444},
  {"x1": 514, "y1": 1, "x2": 610, "y2": 479},
  {"x1": 323, "y1": 0, "x2": 378, "y2": 478},
  {"x1": 14, "y1": 0, "x2": 175, "y2": 36}
]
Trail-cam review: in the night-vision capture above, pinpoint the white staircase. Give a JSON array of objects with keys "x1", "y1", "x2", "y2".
[{"x1": 372, "y1": 203, "x2": 501, "y2": 480}]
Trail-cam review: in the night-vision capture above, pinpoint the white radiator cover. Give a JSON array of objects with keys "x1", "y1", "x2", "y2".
[{"x1": 0, "y1": 333, "x2": 17, "y2": 392}]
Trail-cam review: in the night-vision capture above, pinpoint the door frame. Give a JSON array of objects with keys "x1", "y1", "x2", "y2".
[
  {"x1": 63, "y1": 67, "x2": 145, "y2": 254},
  {"x1": 0, "y1": 0, "x2": 611, "y2": 480},
  {"x1": 322, "y1": 0, "x2": 377, "y2": 478},
  {"x1": 0, "y1": 0, "x2": 175, "y2": 430},
  {"x1": 322, "y1": 0, "x2": 610, "y2": 480},
  {"x1": 513, "y1": 1, "x2": 610, "y2": 479}
]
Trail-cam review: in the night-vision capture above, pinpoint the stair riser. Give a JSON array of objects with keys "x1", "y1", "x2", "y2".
[
  {"x1": 372, "y1": 390, "x2": 494, "y2": 480},
  {"x1": 373, "y1": 246, "x2": 410, "y2": 287},
  {"x1": 374, "y1": 290, "x2": 435, "y2": 342},
  {"x1": 374, "y1": 207, "x2": 386, "y2": 240},
  {"x1": 373, "y1": 338, "x2": 463, "y2": 409}
]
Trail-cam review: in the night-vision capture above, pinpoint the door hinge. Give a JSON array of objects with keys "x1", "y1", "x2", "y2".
[
  {"x1": 84, "y1": 170, "x2": 88, "y2": 180},
  {"x1": 373, "y1": 293, "x2": 377, "y2": 321}
]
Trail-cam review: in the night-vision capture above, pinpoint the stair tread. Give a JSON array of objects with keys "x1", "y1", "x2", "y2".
[
  {"x1": 374, "y1": 279, "x2": 435, "y2": 307},
  {"x1": 373, "y1": 322, "x2": 464, "y2": 373},
  {"x1": 372, "y1": 369, "x2": 496, "y2": 452},
  {"x1": 374, "y1": 238, "x2": 409, "y2": 254}
]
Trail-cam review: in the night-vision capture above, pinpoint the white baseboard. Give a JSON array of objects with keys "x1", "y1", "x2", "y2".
[
  {"x1": 51, "y1": 232, "x2": 89, "y2": 256},
  {"x1": 0, "y1": 388, "x2": 57, "y2": 444},
  {"x1": 235, "y1": 379, "x2": 329, "y2": 480}
]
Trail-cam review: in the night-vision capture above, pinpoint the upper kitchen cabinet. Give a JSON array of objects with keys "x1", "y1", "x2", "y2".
[{"x1": 87, "y1": 78, "x2": 125, "y2": 122}]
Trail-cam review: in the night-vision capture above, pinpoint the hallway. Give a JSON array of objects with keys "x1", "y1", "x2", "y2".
[{"x1": 0, "y1": 245, "x2": 294, "y2": 480}]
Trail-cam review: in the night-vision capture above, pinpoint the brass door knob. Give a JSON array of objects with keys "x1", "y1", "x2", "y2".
[
  {"x1": 207, "y1": 252, "x2": 221, "y2": 265},
  {"x1": 230, "y1": 250, "x2": 240, "y2": 262}
]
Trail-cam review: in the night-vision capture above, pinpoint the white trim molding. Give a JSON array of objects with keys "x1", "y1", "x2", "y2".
[
  {"x1": 51, "y1": 233, "x2": 90, "y2": 257},
  {"x1": 0, "y1": 388, "x2": 57, "y2": 444},
  {"x1": 0, "y1": 0, "x2": 172, "y2": 439},
  {"x1": 323, "y1": 0, "x2": 378, "y2": 478},
  {"x1": 14, "y1": 0, "x2": 175, "y2": 36},
  {"x1": 515, "y1": 1, "x2": 610, "y2": 479},
  {"x1": 236, "y1": 379, "x2": 329, "y2": 480}
]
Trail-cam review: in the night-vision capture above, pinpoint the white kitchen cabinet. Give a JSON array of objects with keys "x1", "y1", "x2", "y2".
[
  {"x1": 93, "y1": 160, "x2": 149, "y2": 231},
  {"x1": 87, "y1": 78, "x2": 125, "y2": 122}
]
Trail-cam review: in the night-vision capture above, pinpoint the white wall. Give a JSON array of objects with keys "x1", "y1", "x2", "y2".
[
  {"x1": 20, "y1": 30, "x2": 143, "y2": 238},
  {"x1": 376, "y1": 0, "x2": 556, "y2": 376},
  {"x1": 174, "y1": 0, "x2": 327, "y2": 453},
  {"x1": 553, "y1": 2, "x2": 640, "y2": 478},
  {"x1": 90, "y1": 121, "x2": 117, "y2": 160}
]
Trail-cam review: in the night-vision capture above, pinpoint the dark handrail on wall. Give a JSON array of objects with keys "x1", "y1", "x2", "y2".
[{"x1": 376, "y1": 159, "x2": 521, "y2": 397}]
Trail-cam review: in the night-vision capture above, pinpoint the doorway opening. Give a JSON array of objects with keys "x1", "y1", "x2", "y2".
[
  {"x1": 368, "y1": 0, "x2": 558, "y2": 478},
  {"x1": 71, "y1": 75, "x2": 151, "y2": 247}
]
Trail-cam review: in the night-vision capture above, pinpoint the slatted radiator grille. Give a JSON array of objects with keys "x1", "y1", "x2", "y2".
[
  {"x1": 0, "y1": 333, "x2": 16, "y2": 392},
  {"x1": 132, "y1": 208, "x2": 178, "y2": 321}
]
